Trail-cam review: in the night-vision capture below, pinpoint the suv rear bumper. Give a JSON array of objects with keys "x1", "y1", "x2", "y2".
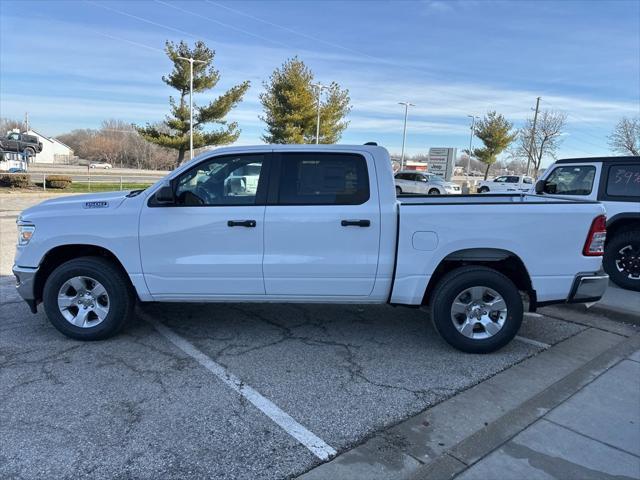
[{"x1": 13, "y1": 264, "x2": 38, "y2": 313}]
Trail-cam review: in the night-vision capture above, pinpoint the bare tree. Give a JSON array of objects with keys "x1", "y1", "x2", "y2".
[
  {"x1": 609, "y1": 117, "x2": 640, "y2": 156},
  {"x1": 0, "y1": 117, "x2": 24, "y2": 134},
  {"x1": 514, "y1": 110, "x2": 567, "y2": 177}
]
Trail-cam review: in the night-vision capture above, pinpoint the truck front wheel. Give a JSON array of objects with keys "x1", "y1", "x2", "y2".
[
  {"x1": 603, "y1": 229, "x2": 640, "y2": 292},
  {"x1": 430, "y1": 266, "x2": 523, "y2": 353},
  {"x1": 42, "y1": 257, "x2": 135, "y2": 340}
]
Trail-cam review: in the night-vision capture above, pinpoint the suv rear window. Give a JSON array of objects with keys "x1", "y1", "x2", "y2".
[
  {"x1": 606, "y1": 164, "x2": 640, "y2": 197},
  {"x1": 278, "y1": 153, "x2": 369, "y2": 205}
]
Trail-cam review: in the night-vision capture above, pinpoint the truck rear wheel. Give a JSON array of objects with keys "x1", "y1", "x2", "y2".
[
  {"x1": 42, "y1": 257, "x2": 135, "y2": 340},
  {"x1": 603, "y1": 229, "x2": 640, "y2": 292},
  {"x1": 430, "y1": 266, "x2": 523, "y2": 353}
]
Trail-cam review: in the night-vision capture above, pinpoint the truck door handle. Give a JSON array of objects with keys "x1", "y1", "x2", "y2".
[
  {"x1": 341, "y1": 219, "x2": 371, "y2": 227},
  {"x1": 227, "y1": 220, "x2": 256, "y2": 228}
]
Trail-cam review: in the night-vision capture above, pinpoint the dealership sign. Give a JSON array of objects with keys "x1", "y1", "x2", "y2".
[{"x1": 428, "y1": 148, "x2": 456, "y2": 180}]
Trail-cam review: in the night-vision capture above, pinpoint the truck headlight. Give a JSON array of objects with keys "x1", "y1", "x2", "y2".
[{"x1": 17, "y1": 223, "x2": 35, "y2": 246}]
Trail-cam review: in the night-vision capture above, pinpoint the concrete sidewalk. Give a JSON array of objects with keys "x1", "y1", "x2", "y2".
[{"x1": 454, "y1": 350, "x2": 640, "y2": 480}]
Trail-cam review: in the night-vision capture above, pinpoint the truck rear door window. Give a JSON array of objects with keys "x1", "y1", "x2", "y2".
[
  {"x1": 544, "y1": 165, "x2": 596, "y2": 195},
  {"x1": 278, "y1": 153, "x2": 369, "y2": 205},
  {"x1": 606, "y1": 164, "x2": 640, "y2": 197}
]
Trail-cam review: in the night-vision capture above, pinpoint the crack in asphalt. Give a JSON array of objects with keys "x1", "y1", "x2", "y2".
[{"x1": 150, "y1": 304, "x2": 452, "y2": 402}]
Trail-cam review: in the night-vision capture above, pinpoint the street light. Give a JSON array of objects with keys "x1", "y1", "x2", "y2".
[
  {"x1": 311, "y1": 82, "x2": 328, "y2": 144},
  {"x1": 176, "y1": 56, "x2": 207, "y2": 160},
  {"x1": 466, "y1": 115, "x2": 479, "y2": 183},
  {"x1": 398, "y1": 102, "x2": 415, "y2": 170}
]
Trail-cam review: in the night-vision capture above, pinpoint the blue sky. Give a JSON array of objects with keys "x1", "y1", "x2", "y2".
[{"x1": 1, "y1": 0, "x2": 639, "y2": 164}]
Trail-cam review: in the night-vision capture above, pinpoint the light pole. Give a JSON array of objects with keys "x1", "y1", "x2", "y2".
[
  {"x1": 177, "y1": 56, "x2": 207, "y2": 160},
  {"x1": 398, "y1": 102, "x2": 415, "y2": 170},
  {"x1": 466, "y1": 115, "x2": 479, "y2": 183},
  {"x1": 311, "y1": 82, "x2": 327, "y2": 144}
]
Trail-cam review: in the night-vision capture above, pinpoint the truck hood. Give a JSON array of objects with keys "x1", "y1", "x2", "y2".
[{"x1": 20, "y1": 191, "x2": 130, "y2": 222}]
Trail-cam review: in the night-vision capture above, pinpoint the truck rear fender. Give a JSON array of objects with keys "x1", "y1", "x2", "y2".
[{"x1": 420, "y1": 248, "x2": 535, "y2": 309}]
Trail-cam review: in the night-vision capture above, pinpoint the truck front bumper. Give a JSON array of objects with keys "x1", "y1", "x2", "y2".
[
  {"x1": 567, "y1": 271, "x2": 609, "y2": 303},
  {"x1": 12, "y1": 264, "x2": 38, "y2": 313}
]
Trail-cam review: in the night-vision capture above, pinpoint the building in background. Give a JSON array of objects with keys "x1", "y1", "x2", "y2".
[{"x1": 24, "y1": 129, "x2": 74, "y2": 164}]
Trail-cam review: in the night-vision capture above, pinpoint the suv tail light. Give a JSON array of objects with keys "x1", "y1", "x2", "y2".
[{"x1": 583, "y1": 215, "x2": 606, "y2": 256}]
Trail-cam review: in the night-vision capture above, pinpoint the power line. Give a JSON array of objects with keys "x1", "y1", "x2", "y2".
[
  {"x1": 205, "y1": 0, "x2": 382, "y2": 62},
  {"x1": 86, "y1": 1, "x2": 204, "y2": 43},
  {"x1": 154, "y1": 0, "x2": 292, "y2": 49}
]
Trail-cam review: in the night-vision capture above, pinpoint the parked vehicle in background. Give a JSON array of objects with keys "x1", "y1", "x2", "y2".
[
  {"x1": 89, "y1": 163, "x2": 113, "y2": 169},
  {"x1": 477, "y1": 175, "x2": 534, "y2": 193},
  {"x1": 0, "y1": 132, "x2": 42, "y2": 158},
  {"x1": 395, "y1": 170, "x2": 461, "y2": 195},
  {"x1": 14, "y1": 145, "x2": 607, "y2": 353},
  {"x1": 0, "y1": 151, "x2": 28, "y2": 172},
  {"x1": 534, "y1": 156, "x2": 640, "y2": 291}
]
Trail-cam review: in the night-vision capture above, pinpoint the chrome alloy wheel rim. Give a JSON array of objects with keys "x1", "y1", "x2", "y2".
[
  {"x1": 57, "y1": 276, "x2": 110, "y2": 328},
  {"x1": 615, "y1": 244, "x2": 640, "y2": 280},
  {"x1": 450, "y1": 286, "x2": 508, "y2": 340}
]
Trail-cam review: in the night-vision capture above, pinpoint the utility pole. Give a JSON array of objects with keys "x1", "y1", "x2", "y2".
[
  {"x1": 466, "y1": 115, "x2": 479, "y2": 184},
  {"x1": 311, "y1": 83, "x2": 327, "y2": 144},
  {"x1": 526, "y1": 97, "x2": 541, "y2": 176},
  {"x1": 176, "y1": 56, "x2": 207, "y2": 160},
  {"x1": 24, "y1": 112, "x2": 29, "y2": 132},
  {"x1": 398, "y1": 101, "x2": 415, "y2": 170}
]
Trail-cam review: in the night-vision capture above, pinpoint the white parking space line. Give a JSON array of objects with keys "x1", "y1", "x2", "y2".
[
  {"x1": 144, "y1": 315, "x2": 337, "y2": 461},
  {"x1": 515, "y1": 335, "x2": 551, "y2": 349}
]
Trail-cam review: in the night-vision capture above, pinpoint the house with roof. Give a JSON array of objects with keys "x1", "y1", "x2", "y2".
[{"x1": 24, "y1": 129, "x2": 75, "y2": 164}]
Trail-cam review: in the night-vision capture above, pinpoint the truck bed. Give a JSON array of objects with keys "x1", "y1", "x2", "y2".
[{"x1": 390, "y1": 193, "x2": 605, "y2": 305}]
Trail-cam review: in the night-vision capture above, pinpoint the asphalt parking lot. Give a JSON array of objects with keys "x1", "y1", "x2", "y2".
[{"x1": 1, "y1": 194, "x2": 637, "y2": 479}]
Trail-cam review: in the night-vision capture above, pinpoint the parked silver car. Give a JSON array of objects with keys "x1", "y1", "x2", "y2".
[{"x1": 394, "y1": 171, "x2": 461, "y2": 195}]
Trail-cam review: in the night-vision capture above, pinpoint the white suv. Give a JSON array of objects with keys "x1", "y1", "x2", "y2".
[
  {"x1": 534, "y1": 156, "x2": 640, "y2": 291},
  {"x1": 395, "y1": 171, "x2": 461, "y2": 195}
]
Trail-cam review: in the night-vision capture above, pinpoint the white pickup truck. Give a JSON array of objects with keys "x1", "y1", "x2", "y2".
[
  {"x1": 13, "y1": 145, "x2": 609, "y2": 353},
  {"x1": 477, "y1": 175, "x2": 534, "y2": 194}
]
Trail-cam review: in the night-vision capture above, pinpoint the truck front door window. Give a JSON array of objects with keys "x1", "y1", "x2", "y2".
[
  {"x1": 174, "y1": 155, "x2": 264, "y2": 206},
  {"x1": 544, "y1": 165, "x2": 596, "y2": 195}
]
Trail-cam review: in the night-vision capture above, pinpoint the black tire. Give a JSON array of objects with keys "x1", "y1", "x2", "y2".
[
  {"x1": 430, "y1": 266, "x2": 523, "y2": 353},
  {"x1": 428, "y1": 188, "x2": 440, "y2": 195},
  {"x1": 43, "y1": 256, "x2": 135, "y2": 340},
  {"x1": 478, "y1": 186, "x2": 490, "y2": 193},
  {"x1": 396, "y1": 186, "x2": 402, "y2": 195},
  {"x1": 23, "y1": 147, "x2": 35, "y2": 158},
  {"x1": 603, "y1": 228, "x2": 640, "y2": 292}
]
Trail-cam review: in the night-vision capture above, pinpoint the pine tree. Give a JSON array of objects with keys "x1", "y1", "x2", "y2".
[
  {"x1": 472, "y1": 111, "x2": 517, "y2": 179},
  {"x1": 136, "y1": 40, "x2": 250, "y2": 167},
  {"x1": 260, "y1": 57, "x2": 350, "y2": 144}
]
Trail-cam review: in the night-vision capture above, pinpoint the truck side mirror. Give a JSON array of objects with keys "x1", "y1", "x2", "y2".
[
  {"x1": 154, "y1": 184, "x2": 175, "y2": 204},
  {"x1": 534, "y1": 180, "x2": 546, "y2": 194}
]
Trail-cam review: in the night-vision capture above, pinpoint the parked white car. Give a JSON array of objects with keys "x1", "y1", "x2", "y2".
[
  {"x1": 14, "y1": 145, "x2": 607, "y2": 353},
  {"x1": 89, "y1": 163, "x2": 112, "y2": 169},
  {"x1": 478, "y1": 175, "x2": 534, "y2": 194},
  {"x1": 395, "y1": 171, "x2": 461, "y2": 195},
  {"x1": 533, "y1": 156, "x2": 640, "y2": 291}
]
